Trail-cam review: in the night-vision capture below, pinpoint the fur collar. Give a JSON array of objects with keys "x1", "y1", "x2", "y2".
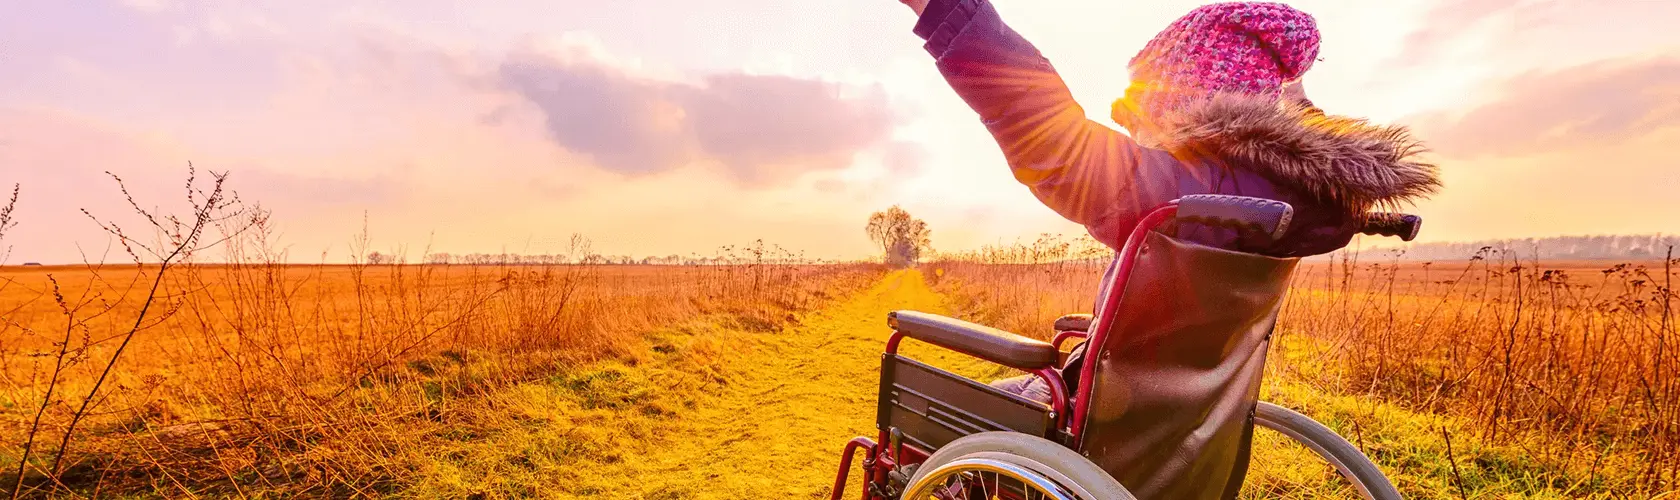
[{"x1": 1153, "y1": 92, "x2": 1442, "y2": 212}]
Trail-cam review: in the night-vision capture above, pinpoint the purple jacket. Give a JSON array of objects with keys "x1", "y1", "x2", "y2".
[{"x1": 913, "y1": 0, "x2": 1438, "y2": 260}]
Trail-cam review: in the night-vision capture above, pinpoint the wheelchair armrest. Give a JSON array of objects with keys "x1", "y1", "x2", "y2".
[
  {"x1": 887, "y1": 311, "x2": 1057, "y2": 370},
  {"x1": 1054, "y1": 314, "x2": 1093, "y2": 333}
]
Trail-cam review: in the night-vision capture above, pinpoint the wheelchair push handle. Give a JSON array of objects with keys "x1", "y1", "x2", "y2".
[
  {"x1": 1360, "y1": 212, "x2": 1422, "y2": 242},
  {"x1": 1176, "y1": 194, "x2": 1295, "y2": 242}
]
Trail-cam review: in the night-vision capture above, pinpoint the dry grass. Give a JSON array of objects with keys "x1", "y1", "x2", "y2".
[
  {"x1": 0, "y1": 172, "x2": 882, "y2": 497},
  {"x1": 0, "y1": 260, "x2": 879, "y2": 497},
  {"x1": 925, "y1": 234, "x2": 1112, "y2": 337},
  {"x1": 927, "y1": 234, "x2": 1680, "y2": 498},
  {"x1": 1279, "y1": 251, "x2": 1679, "y2": 496}
]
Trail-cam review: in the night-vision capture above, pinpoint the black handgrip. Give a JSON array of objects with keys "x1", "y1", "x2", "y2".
[
  {"x1": 1176, "y1": 195, "x2": 1294, "y2": 241},
  {"x1": 1361, "y1": 212, "x2": 1422, "y2": 242}
]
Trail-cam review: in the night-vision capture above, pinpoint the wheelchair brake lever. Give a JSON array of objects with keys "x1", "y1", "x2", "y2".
[
  {"x1": 888, "y1": 427, "x2": 903, "y2": 462},
  {"x1": 885, "y1": 427, "x2": 915, "y2": 493}
]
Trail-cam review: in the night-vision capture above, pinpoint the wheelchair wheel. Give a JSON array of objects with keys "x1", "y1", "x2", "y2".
[
  {"x1": 1250, "y1": 401, "x2": 1402, "y2": 500},
  {"x1": 904, "y1": 432, "x2": 1136, "y2": 500}
]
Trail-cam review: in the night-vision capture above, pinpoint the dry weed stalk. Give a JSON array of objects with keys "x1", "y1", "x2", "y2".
[
  {"x1": 0, "y1": 184, "x2": 17, "y2": 264},
  {"x1": 7, "y1": 166, "x2": 253, "y2": 497}
]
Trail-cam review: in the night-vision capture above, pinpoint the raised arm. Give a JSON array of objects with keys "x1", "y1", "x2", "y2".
[{"x1": 906, "y1": 0, "x2": 1175, "y2": 245}]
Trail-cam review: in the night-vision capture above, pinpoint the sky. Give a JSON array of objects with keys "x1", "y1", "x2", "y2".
[{"x1": 2, "y1": 0, "x2": 1678, "y2": 264}]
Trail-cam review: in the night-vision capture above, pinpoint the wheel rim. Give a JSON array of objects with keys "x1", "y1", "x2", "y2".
[{"x1": 903, "y1": 457, "x2": 1079, "y2": 500}]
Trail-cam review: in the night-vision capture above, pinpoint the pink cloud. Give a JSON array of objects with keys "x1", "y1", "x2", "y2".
[
  {"x1": 497, "y1": 45, "x2": 897, "y2": 184},
  {"x1": 1389, "y1": 52, "x2": 1680, "y2": 243},
  {"x1": 1405, "y1": 55, "x2": 1680, "y2": 158},
  {"x1": 1379, "y1": 0, "x2": 1680, "y2": 76},
  {"x1": 0, "y1": 107, "x2": 431, "y2": 263},
  {"x1": 1384, "y1": 0, "x2": 1525, "y2": 69}
]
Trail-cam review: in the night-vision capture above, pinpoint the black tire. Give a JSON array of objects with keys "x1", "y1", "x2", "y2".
[
  {"x1": 1255, "y1": 401, "x2": 1402, "y2": 500},
  {"x1": 905, "y1": 432, "x2": 1136, "y2": 500}
]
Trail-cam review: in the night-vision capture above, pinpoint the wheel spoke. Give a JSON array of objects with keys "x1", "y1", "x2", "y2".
[{"x1": 905, "y1": 458, "x2": 1075, "y2": 500}]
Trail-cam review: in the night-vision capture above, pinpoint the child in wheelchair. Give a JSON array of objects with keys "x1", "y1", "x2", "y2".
[{"x1": 899, "y1": 0, "x2": 1440, "y2": 405}]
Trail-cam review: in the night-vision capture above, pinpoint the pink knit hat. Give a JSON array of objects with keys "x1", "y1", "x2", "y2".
[{"x1": 1122, "y1": 2, "x2": 1321, "y2": 121}]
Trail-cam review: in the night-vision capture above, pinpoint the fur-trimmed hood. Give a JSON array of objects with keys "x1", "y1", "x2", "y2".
[{"x1": 1153, "y1": 92, "x2": 1442, "y2": 213}]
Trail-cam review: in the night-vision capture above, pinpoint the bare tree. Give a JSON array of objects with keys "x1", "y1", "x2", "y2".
[{"x1": 866, "y1": 205, "x2": 933, "y2": 267}]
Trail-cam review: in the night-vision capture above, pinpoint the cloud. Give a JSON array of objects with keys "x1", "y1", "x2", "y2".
[
  {"x1": 1404, "y1": 55, "x2": 1680, "y2": 158},
  {"x1": 1380, "y1": 0, "x2": 1680, "y2": 75},
  {"x1": 497, "y1": 48, "x2": 685, "y2": 176},
  {"x1": 1383, "y1": 0, "x2": 1524, "y2": 69},
  {"x1": 679, "y1": 73, "x2": 892, "y2": 175},
  {"x1": 496, "y1": 43, "x2": 896, "y2": 184},
  {"x1": 0, "y1": 106, "x2": 436, "y2": 262}
]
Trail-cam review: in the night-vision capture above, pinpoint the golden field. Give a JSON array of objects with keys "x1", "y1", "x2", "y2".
[{"x1": 0, "y1": 256, "x2": 882, "y2": 497}]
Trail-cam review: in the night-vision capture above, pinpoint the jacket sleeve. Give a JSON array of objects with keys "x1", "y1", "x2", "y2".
[{"x1": 914, "y1": 0, "x2": 1175, "y2": 246}]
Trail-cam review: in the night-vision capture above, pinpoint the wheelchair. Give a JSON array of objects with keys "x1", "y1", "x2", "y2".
[{"x1": 832, "y1": 195, "x2": 1422, "y2": 500}]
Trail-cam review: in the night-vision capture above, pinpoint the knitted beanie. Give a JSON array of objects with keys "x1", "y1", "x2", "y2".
[{"x1": 1124, "y1": 2, "x2": 1321, "y2": 120}]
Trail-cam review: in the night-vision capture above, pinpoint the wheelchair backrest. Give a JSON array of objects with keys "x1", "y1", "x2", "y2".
[{"x1": 1078, "y1": 231, "x2": 1298, "y2": 499}]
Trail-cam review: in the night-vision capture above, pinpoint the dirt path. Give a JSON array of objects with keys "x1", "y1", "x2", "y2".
[{"x1": 606, "y1": 269, "x2": 980, "y2": 499}]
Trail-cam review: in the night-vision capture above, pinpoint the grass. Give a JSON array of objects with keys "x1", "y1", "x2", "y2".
[{"x1": 0, "y1": 257, "x2": 885, "y2": 497}]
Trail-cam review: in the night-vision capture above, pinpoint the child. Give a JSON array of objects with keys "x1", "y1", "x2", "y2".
[
  {"x1": 896, "y1": 0, "x2": 1438, "y2": 398},
  {"x1": 894, "y1": 0, "x2": 1440, "y2": 497}
]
